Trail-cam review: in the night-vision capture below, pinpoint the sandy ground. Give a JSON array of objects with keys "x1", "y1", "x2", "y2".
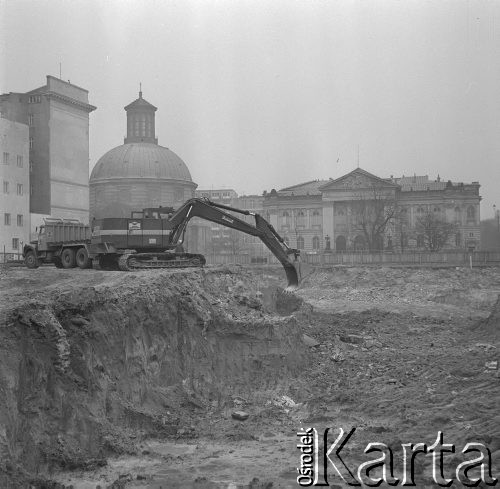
[{"x1": 1, "y1": 264, "x2": 500, "y2": 488}]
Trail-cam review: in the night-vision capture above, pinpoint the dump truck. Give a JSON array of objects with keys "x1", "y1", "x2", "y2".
[
  {"x1": 23, "y1": 198, "x2": 302, "y2": 290},
  {"x1": 24, "y1": 218, "x2": 93, "y2": 269}
]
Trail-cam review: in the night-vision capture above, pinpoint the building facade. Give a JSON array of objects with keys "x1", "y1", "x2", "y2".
[
  {"x1": 90, "y1": 91, "x2": 197, "y2": 221},
  {"x1": 0, "y1": 76, "x2": 96, "y2": 230},
  {"x1": 263, "y1": 168, "x2": 481, "y2": 253},
  {"x1": 0, "y1": 118, "x2": 30, "y2": 255}
]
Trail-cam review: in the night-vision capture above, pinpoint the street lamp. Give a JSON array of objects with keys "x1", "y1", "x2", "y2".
[{"x1": 494, "y1": 205, "x2": 500, "y2": 232}]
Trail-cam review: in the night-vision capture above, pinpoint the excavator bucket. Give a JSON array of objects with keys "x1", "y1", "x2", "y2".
[
  {"x1": 283, "y1": 258, "x2": 312, "y2": 292},
  {"x1": 283, "y1": 261, "x2": 300, "y2": 292}
]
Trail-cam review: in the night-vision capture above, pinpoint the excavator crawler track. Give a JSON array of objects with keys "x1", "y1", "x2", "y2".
[{"x1": 118, "y1": 252, "x2": 206, "y2": 271}]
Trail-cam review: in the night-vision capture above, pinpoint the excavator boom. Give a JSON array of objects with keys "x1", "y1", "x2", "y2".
[{"x1": 167, "y1": 198, "x2": 302, "y2": 290}]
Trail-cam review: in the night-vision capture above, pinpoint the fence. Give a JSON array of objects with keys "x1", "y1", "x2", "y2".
[
  {"x1": 204, "y1": 250, "x2": 500, "y2": 267},
  {"x1": 4, "y1": 250, "x2": 500, "y2": 268},
  {"x1": 1, "y1": 252, "x2": 24, "y2": 264}
]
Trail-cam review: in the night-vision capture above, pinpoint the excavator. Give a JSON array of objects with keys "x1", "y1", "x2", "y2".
[{"x1": 91, "y1": 198, "x2": 303, "y2": 290}]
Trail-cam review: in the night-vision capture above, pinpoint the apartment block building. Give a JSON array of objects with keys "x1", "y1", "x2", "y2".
[{"x1": 0, "y1": 118, "x2": 30, "y2": 255}]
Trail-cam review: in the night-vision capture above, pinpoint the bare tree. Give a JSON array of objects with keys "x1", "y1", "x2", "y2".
[
  {"x1": 415, "y1": 210, "x2": 458, "y2": 252},
  {"x1": 351, "y1": 185, "x2": 396, "y2": 252},
  {"x1": 394, "y1": 206, "x2": 410, "y2": 252},
  {"x1": 227, "y1": 228, "x2": 243, "y2": 255}
]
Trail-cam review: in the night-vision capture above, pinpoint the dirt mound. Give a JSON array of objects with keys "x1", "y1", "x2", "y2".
[{"x1": 0, "y1": 267, "x2": 306, "y2": 488}]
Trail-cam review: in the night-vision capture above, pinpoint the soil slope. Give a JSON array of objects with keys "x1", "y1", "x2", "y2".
[{"x1": 0, "y1": 266, "x2": 305, "y2": 488}]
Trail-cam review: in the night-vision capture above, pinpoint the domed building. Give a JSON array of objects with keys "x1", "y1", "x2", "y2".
[{"x1": 90, "y1": 91, "x2": 197, "y2": 219}]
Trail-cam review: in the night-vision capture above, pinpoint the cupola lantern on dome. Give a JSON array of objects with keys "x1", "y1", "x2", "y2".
[{"x1": 124, "y1": 86, "x2": 158, "y2": 144}]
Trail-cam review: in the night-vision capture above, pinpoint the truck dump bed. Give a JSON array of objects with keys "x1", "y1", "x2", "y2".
[{"x1": 43, "y1": 219, "x2": 91, "y2": 244}]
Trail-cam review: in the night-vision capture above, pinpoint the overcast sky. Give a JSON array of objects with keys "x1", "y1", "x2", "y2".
[{"x1": 1, "y1": 0, "x2": 499, "y2": 216}]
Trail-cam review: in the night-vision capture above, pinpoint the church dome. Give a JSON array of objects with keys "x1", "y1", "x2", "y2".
[
  {"x1": 90, "y1": 142, "x2": 193, "y2": 182},
  {"x1": 89, "y1": 90, "x2": 197, "y2": 220}
]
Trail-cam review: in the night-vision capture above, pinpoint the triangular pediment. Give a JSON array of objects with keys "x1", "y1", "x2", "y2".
[{"x1": 318, "y1": 168, "x2": 398, "y2": 192}]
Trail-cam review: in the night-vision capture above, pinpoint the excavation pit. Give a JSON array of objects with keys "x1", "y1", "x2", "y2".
[{"x1": 0, "y1": 266, "x2": 307, "y2": 488}]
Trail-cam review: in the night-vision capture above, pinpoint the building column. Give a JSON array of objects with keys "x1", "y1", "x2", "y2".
[{"x1": 323, "y1": 201, "x2": 334, "y2": 250}]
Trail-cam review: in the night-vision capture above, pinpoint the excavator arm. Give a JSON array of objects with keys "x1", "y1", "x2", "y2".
[{"x1": 167, "y1": 198, "x2": 302, "y2": 290}]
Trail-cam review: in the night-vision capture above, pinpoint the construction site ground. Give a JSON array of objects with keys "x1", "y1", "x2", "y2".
[{"x1": 0, "y1": 264, "x2": 499, "y2": 488}]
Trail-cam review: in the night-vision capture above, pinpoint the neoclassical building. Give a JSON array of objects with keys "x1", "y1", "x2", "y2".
[
  {"x1": 263, "y1": 168, "x2": 481, "y2": 253},
  {"x1": 90, "y1": 91, "x2": 197, "y2": 220}
]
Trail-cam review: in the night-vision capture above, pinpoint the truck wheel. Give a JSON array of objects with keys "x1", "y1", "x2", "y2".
[
  {"x1": 76, "y1": 248, "x2": 91, "y2": 269},
  {"x1": 61, "y1": 248, "x2": 76, "y2": 269},
  {"x1": 53, "y1": 257, "x2": 64, "y2": 268},
  {"x1": 25, "y1": 251, "x2": 40, "y2": 269}
]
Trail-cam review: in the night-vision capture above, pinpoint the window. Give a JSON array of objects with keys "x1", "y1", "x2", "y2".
[
  {"x1": 29, "y1": 137, "x2": 34, "y2": 149},
  {"x1": 400, "y1": 207, "x2": 409, "y2": 224},
  {"x1": 466, "y1": 206, "x2": 476, "y2": 222},
  {"x1": 312, "y1": 236, "x2": 320, "y2": 250},
  {"x1": 296, "y1": 210, "x2": 306, "y2": 227},
  {"x1": 12, "y1": 238, "x2": 19, "y2": 250},
  {"x1": 16, "y1": 155, "x2": 23, "y2": 167},
  {"x1": 3, "y1": 152, "x2": 9, "y2": 165},
  {"x1": 335, "y1": 235, "x2": 346, "y2": 252},
  {"x1": 297, "y1": 236, "x2": 305, "y2": 249},
  {"x1": 417, "y1": 234, "x2": 425, "y2": 248},
  {"x1": 174, "y1": 187, "x2": 184, "y2": 202},
  {"x1": 29, "y1": 160, "x2": 33, "y2": 172},
  {"x1": 17, "y1": 214, "x2": 23, "y2": 226},
  {"x1": 455, "y1": 232, "x2": 461, "y2": 247},
  {"x1": 311, "y1": 209, "x2": 321, "y2": 226},
  {"x1": 140, "y1": 113, "x2": 146, "y2": 137},
  {"x1": 3, "y1": 181, "x2": 8, "y2": 194},
  {"x1": 280, "y1": 210, "x2": 291, "y2": 227},
  {"x1": 17, "y1": 184, "x2": 23, "y2": 195},
  {"x1": 4, "y1": 213, "x2": 11, "y2": 225},
  {"x1": 28, "y1": 114, "x2": 34, "y2": 126}
]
